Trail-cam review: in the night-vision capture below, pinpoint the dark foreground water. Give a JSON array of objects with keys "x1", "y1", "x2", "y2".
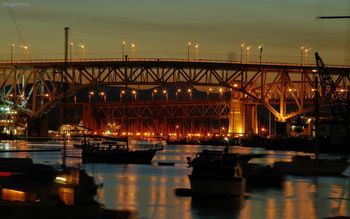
[{"x1": 1, "y1": 140, "x2": 350, "y2": 219}]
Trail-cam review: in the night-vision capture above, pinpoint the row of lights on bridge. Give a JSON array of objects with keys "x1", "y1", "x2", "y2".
[
  {"x1": 86, "y1": 86, "x2": 238, "y2": 102},
  {"x1": 8, "y1": 40, "x2": 316, "y2": 65}
]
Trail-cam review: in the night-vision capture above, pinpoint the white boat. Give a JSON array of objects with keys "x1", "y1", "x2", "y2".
[{"x1": 187, "y1": 150, "x2": 245, "y2": 196}]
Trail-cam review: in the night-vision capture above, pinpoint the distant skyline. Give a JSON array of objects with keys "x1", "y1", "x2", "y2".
[{"x1": 0, "y1": 0, "x2": 349, "y2": 64}]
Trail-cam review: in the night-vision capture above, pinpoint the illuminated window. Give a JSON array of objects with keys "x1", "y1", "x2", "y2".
[{"x1": 1, "y1": 188, "x2": 26, "y2": 202}]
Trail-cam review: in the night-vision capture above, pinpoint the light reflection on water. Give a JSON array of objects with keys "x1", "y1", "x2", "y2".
[{"x1": 1, "y1": 140, "x2": 350, "y2": 218}]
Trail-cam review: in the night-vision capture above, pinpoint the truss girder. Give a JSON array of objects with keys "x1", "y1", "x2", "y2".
[
  {"x1": 0, "y1": 61, "x2": 349, "y2": 120},
  {"x1": 94, "y1": 100, "x2": 230, "y2": 121}
]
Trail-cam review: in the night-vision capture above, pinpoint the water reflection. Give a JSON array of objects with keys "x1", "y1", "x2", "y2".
[
  {"x1": 1, "y1": 141, "x2": 350, "y2": 218},
  {"x1": 191, "y1": 195, "x2": 244, "y2": 219}
]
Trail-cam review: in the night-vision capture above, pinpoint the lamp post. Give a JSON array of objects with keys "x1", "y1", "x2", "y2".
[
  {"x1": 176, "y1": 89, "x2": 181, "y2": 100},
  {"x1": 69, "y1": 42, "x2": 74, "y2": 61},
  {"x1": 187, "y1": 88, "x2": 192, "y2": 100},
  {"x1": 132, "y1": 90, "x2": 137, "y2": 100},
  {"x1": 21, "y1": 45, "x2": 29, "y2": 61},
  {"x1": 88, "y1": 91, "x2": 94, "y2": 102},
  {"x1": 152, "y1": 89, "x2": 157, "y2": 100},
  {"x1": 100, "y1": 91, "x2": 106, "y2": 102},
  {"x1": 9, "y1": 43, "x2": 15, "y2": 63},
  {"x1": 246, "y1": 46, "x2": 251, "y2": 62},
  {"x1": 120, "y1": 90, "x2": 125, "y2": 101},
  {"x1": 305, "y1": 48, "x2": 309, "y2": 64},
  {"x1": 79, "y1": 44, "x2": 86, "y2": 59},
  {"x1": 258, "y1": 45, "x2": 263, "y2": 65},
  {"x1": 207, "y1": 88, "x2": 212, "y2": 99},
  {"x1": 195, "y1": 44, "x2": 199, "y2": 60},
  {"x1": 187, "y1": 42, "x2": 191, "y2": 61},
  {"x1": 299, "y1": 46, "x2": 304, "y2": 66},
  {"x1": 240, "y1": 43, "x2": 244, "y2": 63},
  {"x1": 131, "y1": 43, "x2": 136, "y2": 59},
  {"x1": 122, "y1": 41, "x2": 126, "y2": 60},
  {"x1": 163, "y1": 90, "x2": 168, "y2": 100}
]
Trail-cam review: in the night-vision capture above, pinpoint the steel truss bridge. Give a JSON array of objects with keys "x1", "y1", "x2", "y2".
[{"x1": 1, "y1": 58, "x2": 349, "y2": 134}]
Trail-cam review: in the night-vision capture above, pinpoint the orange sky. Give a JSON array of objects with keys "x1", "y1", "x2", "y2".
[{"x1": 0, "y1": 0, "x2": 349, "y2": 64}]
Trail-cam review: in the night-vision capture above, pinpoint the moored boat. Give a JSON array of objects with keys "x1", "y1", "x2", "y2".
[
  {"x1": 186, "y1": 150, "x2": 246, "y2": 196},
  {"x1": 81, "y1": 139, "x2": 162, "y2": 164},
  {"x1": 0, "y1": 157, "x2": 136, "y2": 219},
  {"x1": 272, "y1": 155, "x2": 349, "y2": 175}
]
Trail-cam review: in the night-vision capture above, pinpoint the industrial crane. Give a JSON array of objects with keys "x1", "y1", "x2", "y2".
[{"x1": 314, "y1": 52, "x2": 349, "y2": 148}]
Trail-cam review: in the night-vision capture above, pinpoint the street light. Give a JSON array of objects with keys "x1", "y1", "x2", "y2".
[
  {"x1": 195, "y1": 44, "x2": 199, "y2": 60},
  {"x1": 69, "y1": 42, "x2": 74, "y2": 61},
  {"x1": 20, "y1": 45, "x2": 29, "y2": 61},
  {"x1": 258, "y1": 45, "x2": 263, "y2": 64},
  {"x1": 187, "y1": 88, "x2": 192, "y2": 100},
  {"x1": 120, "y1": 90, "x2": 125, "y2": 101},
  {"x1": 300, "y1": 46, "x2": 304, "y2": 66},
  {"x1": 187, "y1": 42, "x2": 191, "y2": 61},
  {"x1": 131, "y1": 43, "x2": 136, "y2": 59},
  {"x1": 207, "y1": 88, "x2": 212, "y2": 99},
  {"x1": 304, "y1": 48, "x2": 310, "y2": 64},
  {"x1": 88, "y1": 91, "x2": 94, "y2": 102},
  {"x1": 219, "y1": 88, "x2": 223, "y2": 99},
  {"x1": 152, "y1": 89, "x2": 158, "y2": 100},
  {"x1": 240, "y1": 43, "x2": 244, "y2": 63},
  {"x1": 121, "y1": 41, "x2": 126, "y2": 60},
  {"x1": 100, "y1": 91, "x2": 106, "y2": 102},
  {"x1": 79, "y1": 44, "x2": 86, "y2": 59},
  {"x1": 162, "y1": 90, "x2": 168, "y2": 100},
  {"x1": 246, "y1": 46, "x2": 251, "y2": 62},
  {"x1": 176, "y1": 89, "x2": 181, "y2": 99},
  {"x1": 132, "y1": 90, "x2": 137, "y2": 100},
  {"x1": 9, "y1": 43, "x2": 15, "y2": 63}
]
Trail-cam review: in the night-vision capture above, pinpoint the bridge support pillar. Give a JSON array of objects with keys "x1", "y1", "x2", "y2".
[
  {"x1": 228, "y1": 98, "x2": 245, "y2": 136},
  {"x1": 228, "y1": 92, "x2": 258, "y2": 136},
  {"x1": 245, "y1": 104, "x2": 258, "y2": 136}
]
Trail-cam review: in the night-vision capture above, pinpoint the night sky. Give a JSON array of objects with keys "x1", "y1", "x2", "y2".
[{"x1": 0, "y1": 0, "x2": 349, "y2": 64}]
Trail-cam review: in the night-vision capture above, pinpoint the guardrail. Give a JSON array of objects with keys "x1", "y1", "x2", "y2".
[{"x1": 0, "y1": 57, "x2": 349, "y2": 69}]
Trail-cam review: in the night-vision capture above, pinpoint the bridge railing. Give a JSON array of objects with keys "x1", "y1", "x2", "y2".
[{"x1": 0, "y1": 57, "x2": 349, "y2": 69}]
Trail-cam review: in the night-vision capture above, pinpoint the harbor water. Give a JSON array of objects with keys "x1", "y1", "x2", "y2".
[{"x1": 1, "y1": 140, "x2": 350, "y2": 219}]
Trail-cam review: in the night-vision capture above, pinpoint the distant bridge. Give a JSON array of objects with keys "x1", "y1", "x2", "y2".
[{"x1": 0, "y1": 58, "x2": 349, "y2": 134}]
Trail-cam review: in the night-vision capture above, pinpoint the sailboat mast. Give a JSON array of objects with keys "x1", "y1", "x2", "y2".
[{"x1": 62, "y1": 27, "x2": 69, "y2": 169}]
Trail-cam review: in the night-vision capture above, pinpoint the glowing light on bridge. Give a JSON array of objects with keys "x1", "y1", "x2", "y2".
[
  {"x1": 132, "y1": 90, "x2": 137, "y2": 100},
  {"x1": 79, "y1": 44, "x2": 86, "y2": 59},
  {"x1": 240, "y1": 43, "x2": 245, "y2": 63},
  {"x1": 152, "y1": 89, "x2": 158, "y2": 100},
  {"x1": 195, "y1": 44, "x2": 199, "y2": 60},
  {"x1": 20, "y1": 45, "x2": 29, "y2": 61},
  {"x1": 88, "y1": 91, "x2": 94, "y2": 101},
  {"x1": 187, "y1": 41, "x2": 191, "y2": 60},
  {"x1": 9, "y1": 43, "x2": 15, "y2": 62},
  {"x1": 162, "y1": 90, "x2": 168, "y2": 100},
  {"x1": 121, "y1": 41, "x2": 126, "y2": 59},
  {"x1": 131, "y1": 43, "x2": 136, "y2": 58},
  {"x1": 246, "y1": 46, "x2": 251, "y2": 62},
  {"x1": 99, "y1": 91, "x2": 106, "y2": 101},
  {"x1": 187, "y1": 89, "x2": 192, "y2": 100}
]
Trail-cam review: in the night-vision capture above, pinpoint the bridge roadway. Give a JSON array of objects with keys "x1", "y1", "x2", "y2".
[{"x1": 0, "y1": 58, "x2": 349, "y2": 123}]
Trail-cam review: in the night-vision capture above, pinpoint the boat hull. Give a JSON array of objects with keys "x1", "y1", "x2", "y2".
[
  {"x1": 188, "y1": 175, "x2": 245, "y2": 196},
  {"x1": 82, "y1": 149, "x2": 157, "y2": 164},
  {"x1": 273, "y1": 161, "x2": 348, "y2": 175}
]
